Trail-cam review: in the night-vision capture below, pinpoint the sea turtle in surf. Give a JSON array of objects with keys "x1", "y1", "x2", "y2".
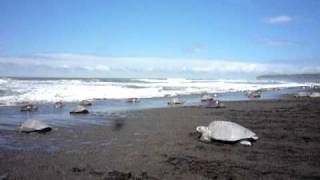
[
  {"x1": 168, "y1": 97, "x2": 184, "y2": 105},
  {"x1": 245, "y1": 90, "x2": 262, "y2": 98},
  {"x1": 18, "y1": 119, "x2": 52, "y2": 133},
  {"x1": 20, "y1": 103, "x2": 38, "y2": 112},
  {"x1": 70, "y1": 105, "x2": 89, "y2": 114},
  {"x1": 54, "y1": 101, "x2": 64, "y2": 108},
  {"x1": 79, "y1": 100, "x2": 92, "y2": 106},
  {"x1": 201, "y1": 94, "x2": 214, "y2": 102},
  {"x1": 127, "y1": 98, "x2": 140, "y2": 103},
  {"x1": 196, "y1": 121, "x2": 258, "y2": 146}
]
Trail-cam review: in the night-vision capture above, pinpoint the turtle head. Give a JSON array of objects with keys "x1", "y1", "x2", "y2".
[
  {"x1": 196, "y1": 126, "x2": 212, "y2": 142},
  {"x1": 196, "y1": 126, "x2": 208, "y2": 133}
]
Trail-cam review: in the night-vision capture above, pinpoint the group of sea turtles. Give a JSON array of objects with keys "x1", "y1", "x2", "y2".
[
  {"x1": 17, "y1": 94, "x2": 259, "y2": 146},
  {"x1": 167, "y1": 94, "x2": 226, "y2": 108},
  {"x1": 19, "y1": 100, "x2": 93, "y2": 133},
  {"x1": 16, "y1": 88, "x2": 320, "y2": 148}
]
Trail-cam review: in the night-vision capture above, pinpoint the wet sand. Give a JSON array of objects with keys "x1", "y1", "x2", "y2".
[{"x1": 1, "y1": 98, "x2": 320, "y2": 179}]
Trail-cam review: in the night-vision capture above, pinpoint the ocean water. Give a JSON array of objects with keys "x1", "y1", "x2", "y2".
[
  {"x1": 0, "y1": 77, "x2": 318, "y2": 131},
  {"x1": 0, "y1": 77, "x2": 316, "y2": 106}
]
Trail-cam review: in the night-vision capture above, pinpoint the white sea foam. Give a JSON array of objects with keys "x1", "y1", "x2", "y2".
[
  {"x1": 0, "y1": 78, "x2": 317, "y2": 105},
  {"x1": 0, "y1": 79, "x2": 7, "y2": 84}
]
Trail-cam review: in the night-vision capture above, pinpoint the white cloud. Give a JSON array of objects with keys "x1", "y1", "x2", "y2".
[
  {"x1": 95, "y1": 65, "x2": 110, "y2": 71},
  {"x1": 0, "y1": 53, "x2": 319, "y2": 78},
  {"x1": 264, "y1": 15, "x2": 294, "y2": 24}
]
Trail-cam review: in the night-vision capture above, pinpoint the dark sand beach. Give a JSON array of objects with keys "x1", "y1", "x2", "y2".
[{"x1": 1, "y1": 98, "x2": 320, "y2": 179}]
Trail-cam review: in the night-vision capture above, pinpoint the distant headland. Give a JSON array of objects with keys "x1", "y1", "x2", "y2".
[{"x1": 257, "y1": 73, "x2": 320, "y2": 82}]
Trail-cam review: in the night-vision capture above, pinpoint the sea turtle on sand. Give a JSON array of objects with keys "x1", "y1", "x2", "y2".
[
  {"x1": 196, "y1": 121, "x2": 258, "y2": 146},
  {"x1": 201, "y1": 94, "x2": 214, "y2": 102},
  {"x1": 70, "y1": 105, "x2": 89, "y2": 114},
  {"x1": 20, "y1": 103, "x2": 38, "y2": 112},
  {"x1": 168, "y1": 97, "x2": 184, "y2": 105},
  {"x1": 127, "y1": 98, "x2": 140, "y2": 103},
  {"x1": 18, "y1": 119, "x2": 52, "y2": 133},
  {"x1": 79, "y1": 100, "x2": 92, "y2": 106},
  {"x1": 309, "y1": 92, "x2": 320, "y2": 98},
  {"x1": 294, "y1": 92, "x2": 310, "y2": 98},
  {"x1": 205, "y1": 100, "x2": 226, "y2": 108}
]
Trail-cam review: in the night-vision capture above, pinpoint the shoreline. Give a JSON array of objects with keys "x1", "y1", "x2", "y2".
[
  {"x1": 1, "y1": 97, "x2": 320, "y2": 179},
  {"x1": 0, "y1": 86, "x2": 310, "y2": 131}
]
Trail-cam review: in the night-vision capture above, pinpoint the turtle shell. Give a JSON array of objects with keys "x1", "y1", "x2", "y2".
[
  {"x1": 168, "y1": 97, "x2": 184, "y2": 105},
  {"x1": 79, "y1": 100, "x2": 92, "y2": 106},
  {"x1": 201, "y1": 94, "x2": 213, "y2": 102},
  {"x1": 70, "y1": 105, "x2": 89, "y2": 114},
  {"x1": 208, "y1": 121, "x2": 256, "y2": 142},
  {"x1": 19, "y1": 119, "x2": 51, "y2": 133}
]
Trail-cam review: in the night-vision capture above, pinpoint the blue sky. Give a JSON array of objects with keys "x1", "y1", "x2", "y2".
[{"x1": 0, "y1": 0, "x2": 319, "y2": 78}]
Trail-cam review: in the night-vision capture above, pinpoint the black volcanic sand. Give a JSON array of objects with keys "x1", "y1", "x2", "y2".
[{"x1": 1, "y1": 99, "x2": 320, "y2": 179}]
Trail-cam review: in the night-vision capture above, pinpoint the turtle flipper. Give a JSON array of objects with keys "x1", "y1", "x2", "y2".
[
  {"x1": 239, "y1": 140, "x2": 252, "y2": 146},
  {"x1": 252, "y1": 135, "x2": 259, "y2": 140},
  {"x1": 199, "y1": 132, "x2": 211, "y2": 142}
]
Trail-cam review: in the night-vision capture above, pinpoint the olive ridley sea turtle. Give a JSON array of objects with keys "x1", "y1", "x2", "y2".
[
  {"x1": 54, "y1": 101, "x2": 64, "y2": 108},
  {"x1": 70, "y1": 105, "x2": 89, "y2": 114},
  {"x1": 168, "y1": 97, "x2": 184, "y2": 105},
  {"x1": 196, "y1": 121, "x2": 258, "y2": 146},
  {"x1": 127, "y1": 98, "x2": 140, "y2": 103},
  {"x1": 18, "y1": 119, "x2": 52, "y2": 133},
  {"x1": 79, "y1": 100, "x2": 92, "y2": 106},
  {"x1": 20, "y1": 104, "x2": 38, "y2": 112},
  {"x1": 201, "y1": 94, "x2": 214, "y2": 102}
]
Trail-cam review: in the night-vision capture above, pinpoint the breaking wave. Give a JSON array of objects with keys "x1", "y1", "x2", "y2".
[{"x1": 0, "y1": 77, "x2": 316, "y2": 105}]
